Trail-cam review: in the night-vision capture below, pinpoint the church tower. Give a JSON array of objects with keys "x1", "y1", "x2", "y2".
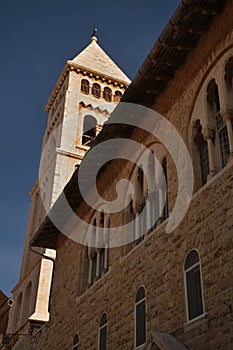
[{"x1": 6, "y1": 32, "x2": 130, "y2": 348}]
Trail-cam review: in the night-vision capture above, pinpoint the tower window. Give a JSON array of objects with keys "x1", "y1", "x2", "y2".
[
  {"x1": 92, "y1": 83, "x2": 101, "y2": 98},
  {"x1": 103, "y1": 87, "x2": 112, "y2": 102},
  {"x1": 82, "y1": 115, "x2": 97, "y2": 147},
  {"x1": 184, "y1": 250, "x2": 204, "y2": 322},
  {"x1": 135, "y1": 286, "x2": 146, "y2": 348},
  {"x1": 81, "y1": 79, "x2": 89, "y2": 95},
  {"x1": 72, "y1": 333, "x2": 79, "y2": 350},
  {"x1": 114, "y1": 90, "x2": 122, "y2": 102},
  {"x1": 98, "y1": 313, "x2": 107, "y2": 350}
]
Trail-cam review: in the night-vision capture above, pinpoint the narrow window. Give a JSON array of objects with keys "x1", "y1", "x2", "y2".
[
  {"x1": 98, "y1": 313, "x2": 107, "y2": 350},
  {"x1": 135, "y1": 286, "x2": 146, "y2": 348},
  {"x1": 134, "y1": 167, "x2": 145, "y2": 244},
  {"x1": 82, "y1": 115, "x2": 97, "y2": 146},
  {"x1": 184, "y1": 250, "x2": 204, "y2": 321},
  {"x1": 114, "y1": 90, "x2": 122, "y2": 102},
  {"x1": 92, "y1": 83, "x2": 101, "y2": 98},
  {"x1": 162, "y1": 158, "x2": 168, "y2": 219},
  {"x1": 72, "y1": 333, "x2": 79, "y2": 350},
  {"x1": 81, "y1": 79, "x2": 89, "y2": 94},
  {"x1": 207, "y1": 80, "x2": 230, "y2": 169},
  {"x1": 103, "y1": 87, "x2": 112, "y2": 102},
  {"x1": 214, "y1": 84, "x2": 229, "y2": 167}
]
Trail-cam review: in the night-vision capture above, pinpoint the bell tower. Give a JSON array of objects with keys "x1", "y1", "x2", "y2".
[{"x1": 6, "y1": 32, "x2": 130, "y2": 348}]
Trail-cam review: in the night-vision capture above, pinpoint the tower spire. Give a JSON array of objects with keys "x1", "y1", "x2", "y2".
[{"x1": 91, "y1": 28, "x2": 97, "y2": 42}]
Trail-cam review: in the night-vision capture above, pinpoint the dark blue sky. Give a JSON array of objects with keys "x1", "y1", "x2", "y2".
[{"x1": 0, "y1": 0, "x2": 180, "y2": 295}]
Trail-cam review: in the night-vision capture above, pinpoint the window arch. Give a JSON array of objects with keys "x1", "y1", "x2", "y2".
[
  {"x1": 114, "y1": 90, "x2": 122, "y2": 102},
  {"x1": 82, "y1": 115, "x2": 97, "y2": 146},
  {"x1": 81, "y1": 79, "x2": 89, "y2": 95},
  {"x1": 135, "y1": 286, "x2": 146, "y2": 348},
  {"x1": 92, "y1": 83, "x2": 101, "y2": 98},
  {"x1": 103, "y1": 87, "x2": 112, "y2": 102},
  {"x1": 184, "y1": 250, "x2": 204, "y2": 322},
  {"x1": 87, "y1": 212, "x2": 109, "y2": 287},
  {"x1": 72, "y1": 333, "x2": 79, "y2": 350},
  {"x1": 98, "y1": 313, "x2": 107, "y2": 350}
]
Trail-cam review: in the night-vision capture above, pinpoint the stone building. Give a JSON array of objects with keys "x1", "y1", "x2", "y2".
[
  {"x1": 2, "y1": 0, "x2": 233, "y2": 349},
  {"x1": 0, "y1": 33, "x2": 129, "y2": 349}
]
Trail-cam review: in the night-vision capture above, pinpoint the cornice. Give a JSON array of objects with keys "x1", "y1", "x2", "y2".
[{"x1": 45, "y1": 61, "x2": 130, "y2": 113}]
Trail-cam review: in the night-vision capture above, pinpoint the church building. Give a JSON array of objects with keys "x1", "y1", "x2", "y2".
[{"x1": 1, "y1": 0, "x2": 233, "y2": 349}]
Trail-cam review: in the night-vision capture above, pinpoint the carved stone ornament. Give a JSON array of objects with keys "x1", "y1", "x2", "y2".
[{"x1": 202, "y1": 127, "x2": 215, "y2": 141}]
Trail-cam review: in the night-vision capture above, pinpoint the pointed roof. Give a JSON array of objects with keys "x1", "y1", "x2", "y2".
[{"x1": 68, "y1": 35, "x2": 131, "y2": 84}]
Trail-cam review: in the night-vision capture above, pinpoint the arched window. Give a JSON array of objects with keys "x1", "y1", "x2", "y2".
[
  {"x1": 135, "y1": 286, "x2": 146, "y2": 348},
  {"x1": 88, "y1": 212, "x2": 109, "y2": 287},
  {"x1": 81, "y1": 79, "x2": 89, "y2": 95},
  {"x1": 184, "y1": 250, "x2": 204, "y2": 322},
  {"x1": 13, "y1": 292, "x2": 23, "y2": 331},
  {"x1": 82, "y1": 115, "x2": 97, "y2": 146},
  {"x1": 103, "y1": 87, "x2": 112, "y2": 102},
  {"x1": 92, "y1": 83, "x2": 101, "y2": 98},
  {"x1": 98, "y1": 313, "x2": 107, "y2": 350},
  {"x1": 114, "y1": 90, "x2": 122, "y2": 102},
  {"x1": 72, "y1": 333, "x2": 79, "y2": 350},
  {"x1": 207, "y1": 79, "x2": 230, "y2": 168}
]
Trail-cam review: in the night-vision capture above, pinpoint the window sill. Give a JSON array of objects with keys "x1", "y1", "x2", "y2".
[
  {"x1": 76, "y1": 268, "x2": 111, "y2": 303},
  {"x1": 183, "y1": 312, "x2": 208, "y2": 332},
  {"x1": 135, "y1": 343, "x2": 146, "y2": 350},
  {"x1": 120, "y1": 218, "x2": 168, "y2": 263}
]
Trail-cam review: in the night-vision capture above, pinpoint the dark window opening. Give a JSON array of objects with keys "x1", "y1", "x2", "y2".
[
  {"x1": 82, "y1": 115, "x2": 97, "y2": 146},
  {"x1": 185, "y1": 250, "x2": 204, "y2": 321},
  {"x1": 103, "y1": 87, "x2": 112, "y2": 102},
  {"x1": 92, "y1": 83, "x2": 101, "y2": 98},
  {"x1": 99, "y1": 313, "x2": 107, "y2": 350},
  {"x1": 114, "y1": 90, "x2": 122, "y2": 102},
  {"x1": 135, "y1": 286, "x2": 146, "y2": 347},
  {"x1": 81, "y1": 79, "x2": 89, "y2": 94}
]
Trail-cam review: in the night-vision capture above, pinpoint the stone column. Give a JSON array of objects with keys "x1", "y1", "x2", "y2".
[
  {"x1": 203, "y1": 127, "x2": 216, "y2": 179},
  {"x1": 146, "y1": 197, "x2": 152, "y2": 232},
  {"x1": 88, "y1": 258, "x2": 93, "y2": 287},
  {"x1": 96, "y1": 215, "x2": 101, "y2": 279},
  {"x1": 158, "y1": 188, "x2": 164, "y2": 224},
  {"x1": 222, "y1": 109, "x2": 233, "y2": 162},
  {"x1": 154, "y1": 163, "x2": 165, "y2": 224},
  {"x1": 134, "y1": 213, "x2": 140, "y2": 241}
]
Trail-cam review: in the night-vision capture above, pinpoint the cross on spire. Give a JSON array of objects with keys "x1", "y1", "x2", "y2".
[{"x1": 91, "y1": 28, "x2": 97, "y2": 42}]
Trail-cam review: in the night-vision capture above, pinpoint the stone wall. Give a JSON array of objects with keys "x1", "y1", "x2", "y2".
[{"x1": 29, "y1": 1, "x2": 233, "y2": 349}]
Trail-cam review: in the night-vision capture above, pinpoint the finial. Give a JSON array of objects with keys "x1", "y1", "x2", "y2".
[{"x1": 91, "y1": 28, "x2": 97, "y2": 42}]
